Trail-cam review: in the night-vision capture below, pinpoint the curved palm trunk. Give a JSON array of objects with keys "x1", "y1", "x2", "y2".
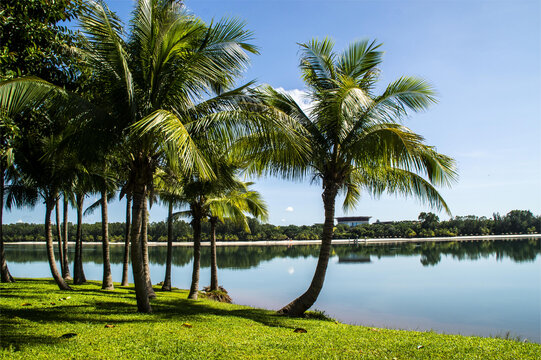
[
  {"x1": 188, "y1": 205, "x2": 202, "y2": 300},
  {"x1": 278, "y1": 185, "x2": 337, "y2": 316},
  {"x1": 45, "y1": 196, "x2": 71, "y2": 290},
  {"x1": 73, "y1": 193, "x2": 86, "y2": 284},
  {"x1": 1, "y1": 167, "x2": 14, "y2": 283},
  {"x1": 101, "y1": 188, "x2": 114, "y2": 290},
  {"x1": 62, "y1": 195, "x2": 71, "y2": 280},
  {"x1": 209, "y1": 217, "x2": 219, "y2": 291},
  {"x1": 162, "y1": 201, "x2": 174, "y2": 291},
  {"x1": 55, "y1": 197, "x2": 65, "y2": 277},
  {"x1": 130, "y1": 176, "x2": 151, "y2": 312},
  {"x1": 121, "y1": 193, "x2": 131, "y2": 286},
  {"x1": 141, "y1": 197, "x2": 155, "y2": 298}
]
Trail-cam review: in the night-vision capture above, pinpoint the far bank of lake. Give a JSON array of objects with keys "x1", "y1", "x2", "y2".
[{"x1": 8, "y1": 233, "x2": 541, "y2": 247}]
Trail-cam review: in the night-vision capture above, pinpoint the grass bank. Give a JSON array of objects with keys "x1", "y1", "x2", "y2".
[{"x1": 1, "y1": 279, "x2": 538, "y2": 359}]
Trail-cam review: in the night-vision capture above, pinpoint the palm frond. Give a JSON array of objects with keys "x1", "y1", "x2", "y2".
[
  {"x1": 131, "y1": 109, "x2": 215, "y2": 180},
  {"x1": 0, "y1": 77, "x2": 61, "y2": 117}
]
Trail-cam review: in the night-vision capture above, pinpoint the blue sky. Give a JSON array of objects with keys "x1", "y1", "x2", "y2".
[{"x1": 5, "y1": 0, "x2": 540, "y2": 225}]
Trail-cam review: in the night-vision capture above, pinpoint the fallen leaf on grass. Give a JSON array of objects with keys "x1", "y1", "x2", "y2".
[
  {"x1": 104, "y1": 324, "x2": 115, "y2": 328},
  {"x1": 369, "y1": 328, "x2": 380, "y2": 332},
  {"x1": 417, "y1": 345, "x2": 424, "y2": 349},
  {"x1": 60, "y1": 333, "x2": 77, "y2": 339},
  {"x1": 182, "y1": 323, "x2": 193, "y2": 328},
  {"x1": 21, "y1": 303, "x2": 32, "y2": 306},
  {"x1": 293, "y1": 328, "x2": 307, "y2": 333}
]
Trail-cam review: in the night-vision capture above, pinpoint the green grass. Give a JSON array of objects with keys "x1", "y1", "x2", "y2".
[{"x1": 1, "y1": 279, "x2": 539, "y2": 359}]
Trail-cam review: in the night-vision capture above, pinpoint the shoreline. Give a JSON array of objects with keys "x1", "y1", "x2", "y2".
[{"x1": 7, "y1": 233, "x2": 540, "y2": 247}]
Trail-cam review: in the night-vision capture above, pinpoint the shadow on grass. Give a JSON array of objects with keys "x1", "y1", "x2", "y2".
[
  {"x1": 1, "y1": 280, "x2": 299, "y2": 353},
  {"x1": 151, "y1": 293, "x2": 296, "y2": 329}
]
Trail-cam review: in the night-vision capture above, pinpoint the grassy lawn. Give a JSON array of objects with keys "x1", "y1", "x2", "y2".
[{"x1": 1, "y1": 279, "x2": 538, "y2": 359}]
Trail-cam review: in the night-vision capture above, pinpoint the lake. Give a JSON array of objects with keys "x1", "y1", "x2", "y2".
[{"x1": 4, "y1": 238, "x2": 540, "y2": 342}]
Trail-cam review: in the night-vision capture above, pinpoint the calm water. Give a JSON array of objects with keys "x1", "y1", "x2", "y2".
[{"x1": 5, "y1": 238, "x2": 541, "y2": 342}]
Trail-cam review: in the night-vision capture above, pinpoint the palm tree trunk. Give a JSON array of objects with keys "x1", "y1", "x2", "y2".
[
  {"x1": 62, "y1": 195, "x2": 72, "y2": 280},
  {"x1": 55, "y1": 197, "x2": 65, "y2": 277},
  {"x1": 188, "y1": 205, "x2": 202, "y2": 300},
  {"x1": 101, "y1": 188, "x2": 114, "y2": 290},
  {"x1": 162, "y1": 201, "x2": 173, "y2": 291},
  {"x1": 141, "y1": 196, "x2": 155, "y2": 298},
  {"x1": 45, "y1": 195, "x2": 71, "y2": 290},
  {"x1": 278, "y1": 184, "x2": 337, "y2": 316},
  {"x1": 209, "y1": 217, "x2": 218, "y2": 291},
  {"x1": 130, "y1": 177, "x2": 151, "y2": 313},
  {"x1": 73, "y1": 193, "x2": 86, "y2": 284},
  {"x1": 0, "y1": 166, "x2": 14, "y2": 283},
  {"x1": 121, "y1": 193, "x2": 131, "y2": 286}
]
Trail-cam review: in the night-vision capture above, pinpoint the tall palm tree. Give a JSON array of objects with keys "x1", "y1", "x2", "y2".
[
  {"x1": 73, "y1": 192, "x2": 87, "y2": 284},
  {"x1": 153, "y1": 168, "x2": 183, "y2": 292},
  {"x1": 61, "y1": 193, "x2": 72, "y2": 280},
  {"x1": 251, "y1": 38, "x2": 457, "y2": 317},
  {"x1": 0, "y1": 117, "x2": 18, "y2": 283},
  {"x1": 55, "y1": 197, "x2": 65, "y2": 277},
  {"x1": 78, "y1": 0, "x2": 259, "y2": 312},
  {"x1": 120, "y1": 192, "x2": 131, "y2": 287},
  {"x1": 206, "y1": 182, "x2": 268, "y2": 291},
  {"x1": 0, "y1": 77, "x2": 60, "y2": 283},
  {"x1": 168, "y1": 149, "x2": 243, "y2": 300},
  {"x1": 84, "y1": 185, "x2": 117, "y2": 290},
  {"x1": 14, "y1": 132, "x2": 76, "y2": 291}
]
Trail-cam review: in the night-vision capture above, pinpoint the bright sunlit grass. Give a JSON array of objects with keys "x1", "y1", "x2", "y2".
[{"x1": 1, "y1": 279, "x2": 539, "y2": 359}]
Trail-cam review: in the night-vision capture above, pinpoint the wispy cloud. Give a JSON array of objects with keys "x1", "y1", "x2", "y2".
[
  {"x1": 275, "y1": 87, "x2": 313, "y2": 115},
  {"x1": 285, "y1": 206, "x2": 294, "y2": 212}
]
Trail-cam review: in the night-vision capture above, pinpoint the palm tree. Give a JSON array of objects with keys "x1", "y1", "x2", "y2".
[
  {"x1": 206, "y1": 182, "x2": 268, "y2": 291},
  {"x1": 0, "y1": 117, "x2": 18, "y2": 283},
  {"x1": 54, "y1": 197, "x2": 65, "y2": 277},
  {"x1": 61, "y1": 193, "x2": 72, "y2": 280},
  {"x1": 14, "y1": 131, "x2": 76, "y2": 291},
  {"x1": 120, "y1": 192, "x2": 131, "y2": 287},
  {"x1": 153, "y1": 168, "x2": 183, "y2": 292},
  {"x1": 167, "y1": 149, "x2": 243, "y2": 300},
  {"x1": 251, "y1": 38, "x2": 457, "y2": 317},
  {"x1": 0, "y1": 77, "x2": 60, "y2": 283},
  {"x1": 73, "y1": 192, "x2": 87, "y2": 284},
  {"x1": 78, "y1": 0, "x2": 258, "y2": 312},
  {"x1": 84, "y1": 183, "x2": 117, "y2": 290}
]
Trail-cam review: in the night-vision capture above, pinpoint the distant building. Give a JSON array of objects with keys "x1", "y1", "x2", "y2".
[{"x1": 335, "y1": 216, "x2": 371, "y2": 227}]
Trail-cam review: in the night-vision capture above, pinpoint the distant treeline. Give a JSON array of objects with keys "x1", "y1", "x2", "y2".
[
  {"x1": 5, "y1": 238, "x2": 540, "y2": 268},
  {"x1": 3, "y1": 210, "x2": 539, "y2": 243}
]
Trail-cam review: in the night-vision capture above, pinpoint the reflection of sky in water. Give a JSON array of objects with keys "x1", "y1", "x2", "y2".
[{"x1": 6, "y1": 242, "x2": 541, "y2": 342}]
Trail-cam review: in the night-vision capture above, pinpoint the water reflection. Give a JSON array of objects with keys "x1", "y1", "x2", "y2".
[
  {"x1": 5, "y1": 238, "x2": 540, "y2": 268},
  {"x1": 4, "y1": 238, "x2": 540, "y2": 342}
]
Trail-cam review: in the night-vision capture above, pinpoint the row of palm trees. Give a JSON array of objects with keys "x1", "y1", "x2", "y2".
[{"x1": 0, "y1": 0, "x2": 457, "y2": 316}]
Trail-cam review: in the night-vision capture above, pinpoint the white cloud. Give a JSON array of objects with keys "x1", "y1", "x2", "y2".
[
  {"x1": 281, "y1": 218, "x2": 286, "y2": 222},
  {"x1": 274, "y1": 87, "x2": 313, "y2": 115},
  {"x1": 17, "y1": 219, "x2": 23, "y2": 224},
  {"x1": 285, "y1": 206, "x2": 294, "y2": 212},
  {"x1": 288, "y1": 267, "x2": 295, "y2": 275}
]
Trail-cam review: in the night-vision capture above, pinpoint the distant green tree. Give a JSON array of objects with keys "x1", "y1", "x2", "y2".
[{"x1": 418, "y1": 212, "x2": 439, "y2": 230}]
